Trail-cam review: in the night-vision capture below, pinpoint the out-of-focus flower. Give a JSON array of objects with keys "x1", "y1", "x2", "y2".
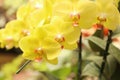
[
  {"x1": 95, "y1": 0, "x2": 120, "y2": 30},
  {"x1": 0, "y1": 20, "x2": 30, "y2": 49},
  {"x1": 19, "y1": 27, "x2": 61, "y2": 64},
  {"x1": 17, "y1": 0, "x2": 53, "y2": 28},
  {"x1": 0, "y1": 29, "x2": 18, "y2": 49},
  {"x1": 1, "y1": 0, "x2": 119, "y2": 65}
]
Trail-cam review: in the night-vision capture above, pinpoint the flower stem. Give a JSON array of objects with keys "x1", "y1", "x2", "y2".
[
  {"x1": 16, "y1": 60, "x2": 31, "y2": 74},
  {"x1": 99, "y1": 30, "x2": 113, "y2": 80},
  {"x1": 77, "y1": 32, "x2": 82, "y2": 80}
]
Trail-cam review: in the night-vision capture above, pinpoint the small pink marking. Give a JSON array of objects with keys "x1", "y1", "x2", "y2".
[
  {"x1": 112, "y1": 38, "x2": 119, "y2": 42},
  {"x1": 35, "y1": 57, "x2": 42, "y2": 62}
]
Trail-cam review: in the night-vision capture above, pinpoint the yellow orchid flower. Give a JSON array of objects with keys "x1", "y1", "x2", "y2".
[
  {"x1": 95, "y1": 0, "x2": 120, "y2": 30},
  {"x1": 43, "y1": 16, "x2": 81, "y2": 50},
  {"x1": 19, "y1": 27, "x2": 61, "y2": 64},
  {"x1": 5, "y1": 20, "x2": 30, "y2": 38},
  {"x1": 2, "y1": 20, "x2": 30, "y2": 49},
  {"x1": 0, "y1": 29, "x2": 18, "y2": 49},
  {"x1": 53, "y1": 0, "x2": 98, "y2": 28}
]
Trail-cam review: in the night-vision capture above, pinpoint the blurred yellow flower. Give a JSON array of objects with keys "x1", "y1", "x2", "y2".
[
  {"x1": 0, "y1": 29, "x2": 18, "y2": 49},
  {"x1": 17, "y1": 0, "x2": 53, "y2": 28},
  {"x1": 1, "y1": 20, "x2": 30, "y2": 49},
  {"x1": 1, "y1": 0, "x2": 119, "y2": 64}
]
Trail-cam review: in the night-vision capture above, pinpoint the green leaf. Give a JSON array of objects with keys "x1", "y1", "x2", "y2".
[
  {"x1": 88, "y1": 29, "x2": 104, "y2": 52},
  {"x1": 113, "y1": 26, "x2": 120, "y2": 35},
  {"x1": 1, "y1": 56, "x2": 24, "y2": 80},
  {"x1": 32, "y1": 62, "x2": 48, "y2": 71},
  {"x1": 94, "y1": 55, "x2": 117, "y2": 77},
  {"x1": 85, "y1": 55, "x2": 102, "y2": 61},
  {"x1": 41, "y1": 72, "x2": 60, "y2": 80},
  {"x1": 88, "y1": 36, "x2": 120, "y2": 63},
  {"x1": 82, "y1": 62, "x2": 104, "y2": 80},
  {"x1": 0, "y1": 72, "x2": 4, "y2": 80},
  {"x1": 82, "y1": 55, "x2": 117, "y2": 80},
  {"x1": 112, "y1": 34, "x2": 120, "y2": 39},
  {"x1": 111, "y1": 64, "x2": 120, "y2": 80},
  {"x1": 51, "y1": 67, "x2": 71, "y2": 80}
]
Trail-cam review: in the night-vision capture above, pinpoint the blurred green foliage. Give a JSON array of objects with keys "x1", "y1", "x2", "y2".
[{"x1": 3, "y1": 0, "x2": 27, "y2": 16}]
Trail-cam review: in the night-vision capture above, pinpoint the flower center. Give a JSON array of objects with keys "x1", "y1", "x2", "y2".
[
  {"x1": 5, "y1": 36, "x2": 13, "y2": 43},
  {"x1": 55, "y1": 34, "x2": 65, "y2": 43},
  {"x1": 34, "y1": 47, "x2": 44, "y2": 55},
  {"x1": 70, "y1": 11, "x2": 80, "y2": 27},
  {"x1": 97, "y1": 13, "x2": 107, "y2": 23},
  {"x1": 5, "y1": 36, "x2": 14, "y2": 49},
  {"x1": 70, "y1": 12, "x2": 80, "y2": 20},
  {"x1": 34, "y1": 47, "x2": 43, "y2": 62},
  {"x1": 21, "y1": 30, "x2": 30, "y2": 36}
]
